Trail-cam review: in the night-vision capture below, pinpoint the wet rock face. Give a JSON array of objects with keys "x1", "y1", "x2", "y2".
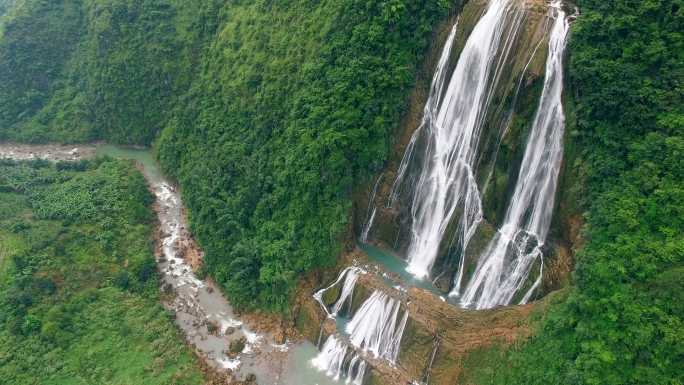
[
  {"x1": 397, "y1": 318, "x2": 435, "y2": 379},
  {"x1": 321, "y1": 281, "x2": 342, "y2": 308},
  {"x1": 354, "y1": 0, "x2": 573, "y2": 300},
  {"x1": 208, "y1": 320, "x2": 221, "y2": 335},
  {"x1": 295, "y1": 250, "x2": 546, "y2": 385}
]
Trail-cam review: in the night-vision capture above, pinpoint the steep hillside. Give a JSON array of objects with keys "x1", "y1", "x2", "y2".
[
  {"x1": 0, "y1": 159, "x2": 204, "y2": 384},
  {"x1": 0, "y1": 0, "x2": 197, "y2": 143},
  {"x1": 156, "y1": 0, "x2": 451, "y2": 311},
  {"x1": 0, "y1": 1, "x2": 681, "y2": 383},
  {"x1": 0, "y1": 0, "x2": 83, "y2": 141},
  {"x1": 458, "y1": 1, "x2": 684, "y2": 384}
]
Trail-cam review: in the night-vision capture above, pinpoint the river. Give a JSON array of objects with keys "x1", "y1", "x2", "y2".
[{"x1": 0, "y1": 142, "x2": 341, "y2": 385}]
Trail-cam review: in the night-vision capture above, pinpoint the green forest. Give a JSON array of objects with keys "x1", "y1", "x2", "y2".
[
  {"x1": 462, "y1": 1, "x2": 684, "y2": 384},
  {"x1": 0, "y1": 159, "x2": 203, "y2": 384},
  {"x1": 0, "y1": 0, "x2": 681, "y2": 384},
  {"x1": 155, "y1": 0, "x2": 449, "y2": 310},
  {"x1": 0, "y1": 0, "x2": 449, "y2": 311}
]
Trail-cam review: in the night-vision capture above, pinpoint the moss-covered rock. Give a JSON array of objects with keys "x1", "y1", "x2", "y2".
[
  {"x1": 321, "y1": 281, "x2": 342, "y2": 308},
  {"x1": 294, "y1": 288, "x2": 327, "y2": 343}
]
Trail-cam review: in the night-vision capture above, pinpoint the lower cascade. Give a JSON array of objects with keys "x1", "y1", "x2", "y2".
[
  {"x1": 456, "y1": 2, "x2": 571, "y2": 309},
  {"x1": 311, "y1": 268, "x2": 409, "y2": 383},
  {"x1": 346, "y1": 290, "x2": 408, "y2": 364},
  {"x1": 312, "y1": 335, "x2": 367, "y2": 385}
]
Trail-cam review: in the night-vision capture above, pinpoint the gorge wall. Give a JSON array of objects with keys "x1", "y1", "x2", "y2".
[
  {"x1": 292, "y1": 1, "x2": 580, "y2": 383},
  {"x1": 1, "y1": 0, "x2": 681, "y2": 384},
  {"x1": 354, "y1": 0, "x2": 577, "y2": 300}
]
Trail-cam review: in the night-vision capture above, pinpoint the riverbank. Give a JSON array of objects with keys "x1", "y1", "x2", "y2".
[
  {"x1": 0, "y1": 142, "x2": 98, "y2": 161},
  {"x1": 0, "y1": 156, "x2": 205, "y2": 384},
  {"x1": 0, "y1": 142, "x2": 340, "y2": 385}
]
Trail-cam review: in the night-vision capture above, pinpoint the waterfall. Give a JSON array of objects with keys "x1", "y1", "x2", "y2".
[
  {"x1": 389, "y1": 0, "x2": 526, "y2": 280},
  {"x1": 361, "y1": 174, "x2": 383, "y2": 243},
  {"x1": 312, "y1": 285, "x2": 409, "y2": 383},
  {"x1": 360, "y1": 208, "x2": 376, "y2": 243},
  {"x1": 314, "y1": 266, "x2": 362, "y2": 318},
  {"x1": 346, "y1": 290, "x2": 408, "y2": 364},
  {"x1": 312, "y1": 335, "x2": 367, "y2": 385},
  {"x1": 311, "y1": 267, "x2": 369, "y2": 384},
  {"x1": 388, "y1": 20, "x2": 459, "y2": 208},
  {"x1": 458, "y1": 2, "x2": 570, "y2": 309}
]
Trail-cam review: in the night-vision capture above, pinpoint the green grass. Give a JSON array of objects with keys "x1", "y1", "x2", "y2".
[{"x1": 0, "y1": 159, "x2": 204, "y2": 385}]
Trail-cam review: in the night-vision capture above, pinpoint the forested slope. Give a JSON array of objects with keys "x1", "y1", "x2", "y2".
[
  {"x1": 462, "y1": 1, "x2": 684, "y2": 384},
  {"x1": 0, "y1": 2, "x2": 681, "y2": 384},
  {"x1": 0, "y1": 0, "x2": 450, "y2": 310},
  {"x1": 0, "y1": 0, "x2": 194, "y2": 143},
  {"x1": 156, "y1": 0, "x2": 450, "y2": 310},
  {"x1": 0, "y1": 159, "x2": 203, "y2": 384}
]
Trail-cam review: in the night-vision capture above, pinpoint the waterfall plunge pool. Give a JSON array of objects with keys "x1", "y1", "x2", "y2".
[{"x1": 359, "y1": 242, "x2": 448, "y2": 300}]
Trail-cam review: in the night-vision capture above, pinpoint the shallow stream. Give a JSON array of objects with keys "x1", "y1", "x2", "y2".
[{"x1": 1, "y1": 142, "x2": 341, "y2": 385}]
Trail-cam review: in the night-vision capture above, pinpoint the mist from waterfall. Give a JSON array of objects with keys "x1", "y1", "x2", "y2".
[
  {"x1": 458, "y1": 2, "x2": 570, "y2": 309},
  {"x1": 389, "y1": 0, "x2": 525, "y2": 280}
]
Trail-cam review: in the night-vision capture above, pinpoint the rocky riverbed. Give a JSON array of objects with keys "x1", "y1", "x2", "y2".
[
  {"x1": 0, "y1": 142, "x2": 97, "y2": 161},
  {"x1": 0, "y1": 143, "x2": 338, "y2": 385}
]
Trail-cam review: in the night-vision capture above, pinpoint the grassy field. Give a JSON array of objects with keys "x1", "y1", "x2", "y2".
[{"x1": 0, "y1": 158, "x2": 204, "y2": 385}]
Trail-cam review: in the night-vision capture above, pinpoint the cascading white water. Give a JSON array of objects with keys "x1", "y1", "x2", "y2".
[
  {"x1": 312, "y1": 274, "x2": 407, "y2": 383},
  {"x1": 314, "y1": 3, "x2": 570, "y2": 382},
  {"x1": 347, "y1": 353, "x2": 368, "y2": 385},
  {"x1": 312, "y1": 267, "x2": 368, "y2": 384},
  {"x1": 312, "y1": 335, "x2": 366, "y2": 385},
  {"x1": 345, "y1": 290, "x2": 408, "y2": 364},
  {"x1": 360, "y1": 208, "x2": 376, "y2": 243},
  {"x1": 388, "y1": 21, "x2": 459, "y2": 208},
  {"x1": 389, "y1": 0, "x2": 526, "y2": 280},
  {"x1": 458, "y1": 2, "x2": 570, "y2": 309},
  {"x1": 361, "y1": 174, "x2": 383, "y2": 243},
  {"x1": 314, "y1": 266, "x2": 363, "y2": 318}
]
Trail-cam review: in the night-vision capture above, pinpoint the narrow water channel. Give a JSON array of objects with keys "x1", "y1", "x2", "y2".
[{"x1": 1, "y1": 142, "x2": 342, "y2": 385}]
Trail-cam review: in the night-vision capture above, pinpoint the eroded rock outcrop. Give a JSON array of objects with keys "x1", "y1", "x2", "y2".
[{"x1": 294, "y1": 247, "x2": 551, "y2": 385}]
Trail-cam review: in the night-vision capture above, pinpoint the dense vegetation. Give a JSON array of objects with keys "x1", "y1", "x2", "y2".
[
  {"x1": 466, "y1": 1, "x2": 684, "y2": 384},
  {"x1": 156, "y1": 0, "x2": 449, "y2": 310},
  {"x1": 0, "y1": 159, "x2": 203, "y2": 384},
  {"x1": 0, "y1": 0, "x2": 191, "y2": 143},
  {"x1": 0, "y1": 0, "x2": 449, "y2": 310},
  {"x1": 1, "y1": 0, "x2": 681, "y2": 382}
]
